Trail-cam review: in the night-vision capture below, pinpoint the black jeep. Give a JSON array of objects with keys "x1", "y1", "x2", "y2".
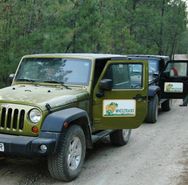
[{"x1": 128, "y1": 55, "x2": 171, "y2": 123}]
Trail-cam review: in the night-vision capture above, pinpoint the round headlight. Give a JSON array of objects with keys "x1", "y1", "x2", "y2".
[{"x1": 29, "y1": 109, "x2": 42, "y2": 123}]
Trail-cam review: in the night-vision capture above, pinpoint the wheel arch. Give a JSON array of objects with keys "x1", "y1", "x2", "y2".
[
  {"x1": 148, "y1": 85, "x2": 161, "y2": 99},
  {"x1": 40, "y1": 108, "x2": 93, "y2": 149},
  {"x1": 69, "y1": 116, "x2": 93, "y2": 149}
]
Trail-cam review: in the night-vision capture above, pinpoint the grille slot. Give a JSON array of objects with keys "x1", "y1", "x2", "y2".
[
  {"x1": 7, "y1": 108, "x2": 12, "y2": 128},
  {"x1": 1, "y1": 108, "x2": 6, "y2": 127},
  {"x1": 13, "y1": 109, "x2": 19, "y2": 129},
  {"x1": 19, "y1": 110, "x2": 25, "y2": 130},
  {"x1": 0, "y1": 106, "x2": 25, "y2": 131}
]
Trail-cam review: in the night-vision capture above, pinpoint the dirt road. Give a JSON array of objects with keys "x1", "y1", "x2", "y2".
[{"x1": 0, "y1": 100, "x2": 188, "y2": 185}]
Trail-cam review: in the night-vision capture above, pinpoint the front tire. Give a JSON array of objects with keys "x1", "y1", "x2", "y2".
[
  {"x1": 146, "y1": 95, "x2": 159, "y2": 123},
  {"x1": 48, "y1": 125, "x2": 86, "y2": 182},
  {"x1": 110, "y1": 129, "x2": 131, "y2": 146}
]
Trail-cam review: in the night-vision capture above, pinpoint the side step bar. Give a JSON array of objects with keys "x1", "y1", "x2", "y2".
[{"x1": 91, "y1": 130, "x2": 113, "y2": 143}]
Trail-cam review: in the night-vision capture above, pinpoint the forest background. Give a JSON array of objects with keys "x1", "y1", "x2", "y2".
[{"x1": 0, "y1": 0, "x2": 187, "y2": 87}]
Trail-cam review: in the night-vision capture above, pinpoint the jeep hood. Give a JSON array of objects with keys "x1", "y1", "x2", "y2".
[{"x1": 0, "y1": 85, "x2": 89, "y2": 110}]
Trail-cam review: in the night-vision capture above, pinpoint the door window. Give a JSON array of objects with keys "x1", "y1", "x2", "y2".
[
  {"x1": 165, "y1": 62, "x2": 188, "y2": 77},
  {"x1": 103, "y1": 63, "x2": 143, "y2": 89}
]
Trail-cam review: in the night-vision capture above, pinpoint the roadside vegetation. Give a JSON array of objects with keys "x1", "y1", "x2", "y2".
[{"x1": 0, "y1": 0, "x2": 187, "y2": 87}]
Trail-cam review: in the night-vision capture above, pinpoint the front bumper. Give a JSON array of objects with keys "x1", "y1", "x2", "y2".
[{"x1": 0, "y1": 132, "x2": 60, "y2": 156}]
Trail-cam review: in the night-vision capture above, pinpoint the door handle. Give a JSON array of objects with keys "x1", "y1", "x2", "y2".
[{"x1": 133, "y1": 94, "x2": 147, "y2": 101}]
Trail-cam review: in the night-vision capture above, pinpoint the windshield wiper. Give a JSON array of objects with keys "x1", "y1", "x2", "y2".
[
  {"x1": 16, "y1": 78, "x2": 36, "y2": 82},
  {"x1": 42, "y1": 80, "x2": 71, "y2": 89}
]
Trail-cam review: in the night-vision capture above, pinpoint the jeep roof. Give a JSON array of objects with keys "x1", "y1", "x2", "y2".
[
  {"x1": 127, "y1": 54, "x2": 170, "y2": 61},
  {"x1": 22, "y1": 53, "x2": 127, "y2": 60}
]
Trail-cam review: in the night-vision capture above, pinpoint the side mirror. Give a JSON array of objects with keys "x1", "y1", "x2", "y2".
[
  {"x1": 99, "y1": 79, "x2": 113, "y2": 91},
  {"x1": 8, "y1": 74, "x2": 15, "y2": 85},
  {"x1": 9, "y1": 74, "x2": 15, "y2": 80}
]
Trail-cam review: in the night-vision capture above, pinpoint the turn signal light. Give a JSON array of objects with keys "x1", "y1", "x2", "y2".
[
  {"x1": 64, "y1": 121, "x2": 69, "y2": 128},
  {"x1": 32, "y1": 126, "x2": 39, "y2": 133}
]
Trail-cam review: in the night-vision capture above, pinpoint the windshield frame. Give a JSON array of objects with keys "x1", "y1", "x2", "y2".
[{"x1": 14, "y1": 57, "x2": 92, "y2": 86}]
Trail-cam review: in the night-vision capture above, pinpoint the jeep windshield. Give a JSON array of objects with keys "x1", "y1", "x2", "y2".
[
  {"x1": 15, "y1": 58, "x2": 91, "y2": 86},
  {"x1": 148, "y1": 59, "x2": 159, "y2": 82}
]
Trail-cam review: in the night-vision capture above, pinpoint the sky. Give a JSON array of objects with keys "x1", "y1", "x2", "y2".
[{"x1": 184, "y1": 0, "x2": 188, "y2": 11}]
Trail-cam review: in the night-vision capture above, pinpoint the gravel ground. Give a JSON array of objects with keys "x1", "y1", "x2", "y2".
[{"x1": 0, "y1": 100, "x2": 187, "y2": 185}]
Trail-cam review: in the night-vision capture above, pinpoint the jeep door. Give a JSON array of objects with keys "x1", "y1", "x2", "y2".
[
  {"x1": 160, "y1": 60, "x2": 188, "y2": 99},
  {"x1": 93, "y1": 59, "x2": 148, "y2": 130}
]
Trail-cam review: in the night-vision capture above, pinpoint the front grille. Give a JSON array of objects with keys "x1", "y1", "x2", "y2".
[{"x1": 0, "y1": 106, "x2": 25, "y2": 131}]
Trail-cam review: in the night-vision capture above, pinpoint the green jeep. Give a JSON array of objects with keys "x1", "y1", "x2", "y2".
[{"x1": 0, "y1": 53, "x2": 187, "y2": 181}]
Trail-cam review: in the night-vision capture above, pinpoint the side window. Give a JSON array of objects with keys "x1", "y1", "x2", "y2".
[
  {"x1": 165, "y1": 62, "x2": 188, "y2": 77},
  {"x1": 103, "y1": 63, "x2": 143, "y2": 89}
]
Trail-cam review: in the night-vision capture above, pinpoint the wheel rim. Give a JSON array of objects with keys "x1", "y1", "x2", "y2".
[
  {"x1": 67, "y1": 136, "x2": 82, "y2": 171},
  {"x1": 122, "y1": 129, "x2": 130, "y2": 140}
]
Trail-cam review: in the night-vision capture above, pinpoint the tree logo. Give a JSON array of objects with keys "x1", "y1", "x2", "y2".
[{"x1": 105, "y1": 102, "x2": 118, "y2": 116}]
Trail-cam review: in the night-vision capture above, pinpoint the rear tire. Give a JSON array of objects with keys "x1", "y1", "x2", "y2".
[
  {"x1": 146, "y1": 95, "x2": 159, "y2": 123},
  {"x1": 110, "y1": 129, "x2": 131, "y2": 146},
  {"x1": 161, "y1": 99, "x2": 172, "y2": 112},
  {"x1": 48, "y1": 125, "x2": 86, "y2": 182}
]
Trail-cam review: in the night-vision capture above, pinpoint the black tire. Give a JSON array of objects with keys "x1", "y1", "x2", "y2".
[
  {"x1": 161, "y1": 99, "x2": 171, "y2": 112},
  {"x1": 48, "y1": 125, "x2": 86, "y2": 182},
  {"x1": 146, "y1": 95, "x2": 159, "y2": 123},
  {"x1": 110, "y1": 129, "x2": 131, "y2": 146}
]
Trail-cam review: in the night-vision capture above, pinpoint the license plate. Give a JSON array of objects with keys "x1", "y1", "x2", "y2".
[{"x1": 0, "y1": 143, "x2": 4, "y2": 152}]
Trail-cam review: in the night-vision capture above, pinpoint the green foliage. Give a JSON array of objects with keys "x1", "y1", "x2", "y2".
[
  {"x1": 176, "y1": 30, "x2": 188, "y2": 54},
  {"x1": 0, "y1": 0, "x2": 187, "y2": 87}
]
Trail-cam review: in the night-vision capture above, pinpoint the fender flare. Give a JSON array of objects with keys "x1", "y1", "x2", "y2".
[
  {"x1": 148, "y1": 85, "x2": 160, "y2": 98},
  {"x1": 40, "y1": 108, "x2": 92, "y2": 148}
]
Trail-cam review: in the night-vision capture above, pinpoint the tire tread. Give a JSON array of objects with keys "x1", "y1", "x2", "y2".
[{"x1": 48, "y1": 125, "x2": 86, "y2": 181}]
